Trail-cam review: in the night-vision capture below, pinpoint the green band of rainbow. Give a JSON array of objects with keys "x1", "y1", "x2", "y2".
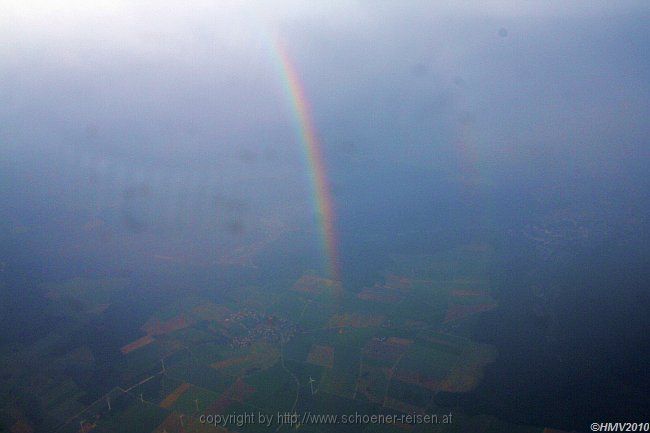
[{"x1": 273, "y1": 36, "x2": 341, "y2": 282}]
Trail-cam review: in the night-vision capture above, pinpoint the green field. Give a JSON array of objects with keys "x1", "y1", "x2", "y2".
[{"x1": 0, "y1": 254, "x2": 549, "y2": 433}]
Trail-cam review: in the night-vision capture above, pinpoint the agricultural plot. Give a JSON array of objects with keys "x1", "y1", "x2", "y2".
[
  {"x1": 159, "y1": 382, "x2": 190, "y2": 409},
  {"x1": 2, "y1": 243, "x2": 566, "y2": 433},
  {"x1": 435, "y1": 343, "x2": 496, "y2": 393},
  {"x1": 307, "y1": 344, "x2": 334, "y2": 368},
  {"x1": 38, "y1": 381, "x2": 87, "y2": 430},
  {"x1": 221, "y1": 285, "x2": 275, "y2": 312},
  {"x1": 385, "y1": 379, "x2": 433, "y2": 412},
  {"x1": 331, "y1": 327, "x2": 377, "y2": 350},
  {"x1": 267, "y1": 292, "x2": 309, "y2": 320},
  {"x1": 292, "y1": 274, "x2": 340, "y2": 298},
  {"x1": 283, "y1": 333, "x2": 314, "y2": 363},
  {"x1": 185, "y1": 340, "x2": 228, "y2": 365},
  {"x1": 132, "y1": 374, "x2": 168, "y2": 405},
  {"x1": 320, "y1": 345, "x2": 360, "y2": 399},
  {"x1": 164, "y1": 326, "x2": 214, "y2": 346},
  {"x1": 245, "y1": 363, "x2": 296, "y2": 414},
  {"x1": 165, "y1": 383, "x2": 221, "y2": 414},
  {"x1": 391, "y1": 336, "x2": 495, "y2": 393},
  {"x1": 43, "y1": 277, "x2": 128, "y2": 315},
  {"x1": 122, "y1": 338, "x2": 179, "y2": 375},
  {"x1": 443, "y1": 292, "x2": 497, "y2": 324},
  {"x1": 356, "y1": 360, "x2": 389, "y2": 404},
  {"x1": 363, "y1": 337, "x2": 410, "y2": 367},
  {"x1": 95, "y1": 399, "x2": 168, "y2": 433},
  {"x1": 295, "y1": 298, "x2": 339, "y2": 330},
  {"x1": 329, "y1": 312, "x2": 385, "y2": 329},
  {"x1": 210, "y1": 342, "x2": 279, "y2": 378},
  {"x1": 190, "y1": 301, "x2": 232, "y2": 323},
  {"x1": 152, "y1": 411, "x2": 219, "y2": 433},
  {"x1": 166, "y1": 354, "x2": 232, "y2": 395},
  {"x1": 303, "y1": 392, "x2": 376, "y2": 433},
  {"x1": 284, "y1": 359, "x2": 326, "y2": 392}
]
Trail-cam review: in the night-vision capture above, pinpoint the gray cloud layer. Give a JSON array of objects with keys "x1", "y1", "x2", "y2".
[{"x1": 1, "y1": 1, "x2": 648, "y2": 271}]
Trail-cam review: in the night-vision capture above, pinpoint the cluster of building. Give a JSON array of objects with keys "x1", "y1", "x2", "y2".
[{"x1": 227, "y1": 310, "x2": 298, "y2": 348}]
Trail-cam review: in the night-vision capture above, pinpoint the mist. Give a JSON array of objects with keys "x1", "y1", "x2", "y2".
[{"x1": 1, "y1": 2, "x2": 649, "y2": 432}]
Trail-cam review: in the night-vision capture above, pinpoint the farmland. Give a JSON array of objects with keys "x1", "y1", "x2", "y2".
[{"x1": 0, "y1": 251, "x2": 556, "y2": 433}]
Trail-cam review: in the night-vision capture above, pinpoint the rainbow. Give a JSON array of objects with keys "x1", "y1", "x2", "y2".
[{"x1": 272, "y1": 36, "x2": 341, "y2": 282}]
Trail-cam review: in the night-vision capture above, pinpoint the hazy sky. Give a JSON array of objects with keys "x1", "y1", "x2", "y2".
[{"x1": 1, "y1": 1, "x2": 648, "y2": 274}]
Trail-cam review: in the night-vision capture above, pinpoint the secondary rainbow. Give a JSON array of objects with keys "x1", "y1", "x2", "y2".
[{"x1": 272, "y1": 36, "x2": 341, "y2": 282}]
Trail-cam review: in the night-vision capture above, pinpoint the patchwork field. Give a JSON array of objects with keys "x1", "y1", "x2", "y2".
[{"x1": 0, "y1": 252, "x2": 553, "y2": 433}]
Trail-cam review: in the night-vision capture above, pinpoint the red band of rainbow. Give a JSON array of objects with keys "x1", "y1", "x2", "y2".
[{"x1": 273, "y1": 36, "x2": 341, "y2": 282}]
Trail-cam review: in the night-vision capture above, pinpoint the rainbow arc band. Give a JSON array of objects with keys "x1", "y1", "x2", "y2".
[{"x1": 273, "y1": 36, "x2": 341, "y2": 282}]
